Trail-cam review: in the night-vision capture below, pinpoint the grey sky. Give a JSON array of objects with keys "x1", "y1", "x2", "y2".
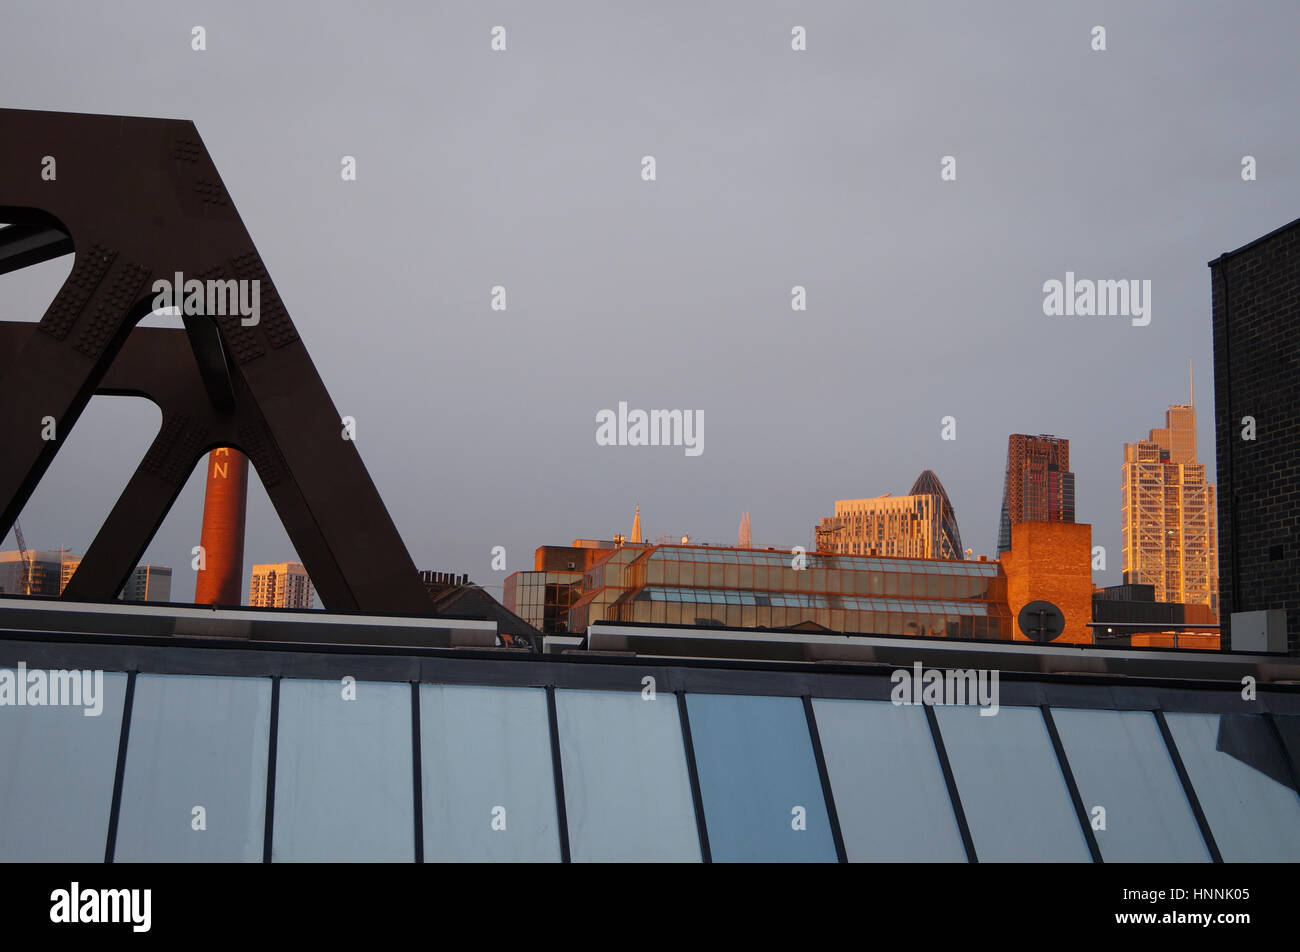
[{"x1": 3, "y1": 1, "x2": 1298, "y2": 604}]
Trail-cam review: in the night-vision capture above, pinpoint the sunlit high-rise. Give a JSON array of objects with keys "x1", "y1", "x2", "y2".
[
  {"x1": 248, "y1": 561, "x2": 315, "y2": 610},
  {"x1": 1122, "y1": 375, "x2": 1218, "y2": 615},
  {"x1": 997, "y1": 435, "x2": 1075, "y2": 553},
  {"x1": 816, "y1": 469, "x2": 964, "y2": 559}
]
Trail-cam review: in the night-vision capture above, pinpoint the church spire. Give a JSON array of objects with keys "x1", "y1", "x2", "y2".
[{"x1": 631, "y1": 505, "x2": 642, "y2": 543}]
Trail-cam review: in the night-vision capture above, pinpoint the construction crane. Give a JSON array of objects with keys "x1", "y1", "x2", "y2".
[{"x1": 12, "y1": 517, "x2": 32, "y2": 596}]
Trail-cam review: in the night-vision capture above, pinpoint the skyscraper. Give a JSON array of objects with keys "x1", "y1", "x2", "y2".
[
  {"x1": 997, "y1": 434, "x2": 1075, "y2": 553},
  {"x1": 815, "y1": 469, "x2": 964, "y2": 559},
  {"x1": 248, "y1": 561, "x2": 315, "y2": 609},
  {"x1": 1121, "y1": 383, "x2": 1218, "y2": 616},
  {"x1": 908, "y1": 470, "x2": 963, "y2": 558}
]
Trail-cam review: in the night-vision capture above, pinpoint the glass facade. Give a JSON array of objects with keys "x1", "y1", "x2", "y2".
[
  {"x1": 504, "y1": 570, "x2": 582, "y2": 633},
  {"x1": 567, "y1": 545, "x2": 1010, "y2": 640},
  {"x1": 935, "y1": 705, "x2": 1091, "y2": 862},
  {"x1": 420, "y1": 685, "x2": 560, "y2": 862},
  {"x1": 687, "y1": 693, "x2": 838, "y2": 862},
  {"x1": 0, "y1": 670, "x2": 127, "y2": 861},
  {"x1": 1051, "y1": 708, "x2": 1210, "y2": 862},
  {"x1": 272, "y1": 679, "x2": 414, "y2": 862},
  {"x1": 555, "y1": 689, "x2": 700, "y2": 861},
  {"x1": 1, "y1": 650, "x2": 1296, "y2": 863},
  {"x1": 1164, "y1": 712, "x2": 1300, "y2": 861},
  {"x1": 812, "y1": 698, "x2": 966, "y2": 861},
  {"x1": 115, "y1": 674, "x2": 271, "y2": 862}
]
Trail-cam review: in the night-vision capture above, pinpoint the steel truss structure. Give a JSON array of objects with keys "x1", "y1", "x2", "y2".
[{"x1": 0, "y1": 109, "x2": 431, "y2": 613}]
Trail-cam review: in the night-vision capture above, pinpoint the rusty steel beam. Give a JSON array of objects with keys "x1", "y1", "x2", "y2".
[
  {"x1": 0, "y1": 109, "x2": 432, "y2": 614},
  {"x1": 0, "y1": 223, "x2": 73, "y2": 276}
]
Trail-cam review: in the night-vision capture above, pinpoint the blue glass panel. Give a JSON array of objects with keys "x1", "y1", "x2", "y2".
[
  {"x1": 0, "y1": 669, "x2": 127, "y2": 861},
  {"x1": 1165, "y1": 712, "x2": 1300, "y2": 861},
  {"x1": 420, "y1": 685, "x2": 559, "y2": 862},
  {"x1": 273, "y1": 679, "x2": 413, "y2": 862},
  {"x1": 935, "y1": 705, "x2": 1091, "y2": 862},
  {"x1": 116, "y1": 674, "x2": 271, "y2": 862},
  {"x1": 1052, "y1": 708, "x2": 1209, "y2": 862},
  {"x1": 686, "y1": 693, "x2": 836, "y2": 862},
  {"x1": 812, "y1": 698, "x2": 965, "y2": 861},
  {"x1": 556, "y1": 689, "x2": 700, "y2": 862}
]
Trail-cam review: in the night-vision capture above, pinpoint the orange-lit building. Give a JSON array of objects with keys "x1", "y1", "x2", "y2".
[
  {"x1": 999, "y1": 521, "x2": 1093, "y2": 644},
  {"x1": 815, "y1": 470, "x2": 964, "y2": 560},
  {"x1": 503, "y1": 539, "x2": 630, "y2": 634},
  {"x1": 1121, "y1": 398, "x2": 1218, "y2": 617},
  {"x1": 248, "y1": 561, "x2": 315, "y2": 610},
  {"x1": 997, "y1": 434, "x2": 1075, "y2": 553},
  {"x1": 507, "y1": 522, "x2": 1218, "y2": 649}
]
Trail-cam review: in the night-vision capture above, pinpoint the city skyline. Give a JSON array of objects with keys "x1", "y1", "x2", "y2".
[
  {"x1": 2, "y1": 3, "x2": 1298, "y2": 884},
  {"x1": 2, "y1": 3, "x2": 1296, "y2": 607},
  {"x1": 0, "y1": 398, "x2": 1222, "y2": 602}
]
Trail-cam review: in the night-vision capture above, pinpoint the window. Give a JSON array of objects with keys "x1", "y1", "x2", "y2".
[
  {"x1": 555, "y1": 689, "x2": 700, "y2": 862},
  {"x1": 686, "y1": 694, "x2": 836, "y2": 862},
  {"x1": 1164, "y1": 712, "x2": 1300, "y2": 861},
  {"x1": 272, "y1": 679, "x2": 413, "y2": 861},
  {"x1": 1051, "y1": 708, "x2": 1209, "y2": 862},
  {"x1": 0, "y1": 670, "x2": 128, "y2": 861},
  {"x1": 812, "y1": 698, "x2": 965, "y2": 861},
  {"x1": 934, "y1": 705, "x2": 1091, "y2": 861},
  {"x1": 419, "y1": 685, "x2": 558, "y2": 862},
  {"x1": 115, "y1": 674, "x2": 271, "y2": 862}
]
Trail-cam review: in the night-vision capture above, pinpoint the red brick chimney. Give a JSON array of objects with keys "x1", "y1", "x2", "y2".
[{"x1": 193, "y1": 448, "x2": 249, "y2": 606}]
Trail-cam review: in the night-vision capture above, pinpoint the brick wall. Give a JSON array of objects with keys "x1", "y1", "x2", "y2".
[
  {"x1": 1000, "y1": 521, "x2": 1094, "y2": 644},
  {"x1": 1210, "y1": 217, "x2": 1300, "y2": 654}
]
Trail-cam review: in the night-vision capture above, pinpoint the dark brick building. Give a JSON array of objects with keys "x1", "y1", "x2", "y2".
[
  {"x1": 1210, "y1": 216, "x2": 1300, "y2": 653},
  {"x1": 996, "y1": 434, "x2": 1075, "y2": 553}
]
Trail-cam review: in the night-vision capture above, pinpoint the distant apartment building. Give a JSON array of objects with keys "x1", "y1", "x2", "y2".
[
  {"x1": 248, "y1": 561, "x2": 315, "y2": 609},
  {"x1": 119, "y1": 564, "x2": 173, "y2": 603},
  {"x1": 815, "y1": 470, "x2": 964, "y2": 560},
  {"x1": 1211, "y1": 217, "x2": 1300, "y2": 653},
  {"x1": 997, "y1": 434, "x2": 1075, "y2": 553},
  {"x1": 1122, "y1": 398, "x2": 1218, "y2": 616},
  {"x1": 0, "y1": 548, "x2": 80, "y2": 596}
]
